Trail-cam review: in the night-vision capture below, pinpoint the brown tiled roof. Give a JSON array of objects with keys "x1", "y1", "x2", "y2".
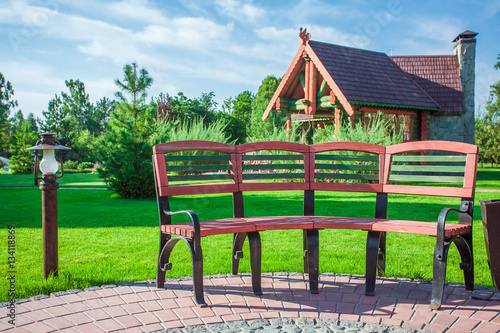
[
  {"x1": 308, "y1": 40, "x2": 440, "y2": 110},
  {"x1": 391, "y1": 56, "x2": 465, "y2": 114}
]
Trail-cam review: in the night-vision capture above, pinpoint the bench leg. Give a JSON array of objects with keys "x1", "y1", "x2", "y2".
[
  {"x1": 430, "y1": 239, "x2": 451, "y2": 310},
  {"x1": 454, "y1": 234, "x2": 474, "y2": 291},
  {"x1": 157, "y1": 233, "x2": 171, "y2": 288},
  {"x1": 247, "y1": 231, "x2": 263, "y2": 295},
  {"x1": 232, "y1": 233, "x2": 247, "y2": 275},
  {"x1": 366, "y1": 231, "x2": 385, "y2": 296},
  {"x1": 303, "y1": 230, "x2": 308, "y2": 274},
  {"x1": 305, "y1": 229, "x2": 319, "y2": 294}
]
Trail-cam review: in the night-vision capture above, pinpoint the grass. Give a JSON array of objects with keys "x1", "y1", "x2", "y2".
[
  {"x1": 0, "y1": 172, "x2": 108, "y2": 188},
  {"x1": 0, "y1": 168, "x2": 499, "y2": 302}
]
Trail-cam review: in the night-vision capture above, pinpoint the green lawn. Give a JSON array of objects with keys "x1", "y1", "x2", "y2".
[
  {"x1": 0, "y1": 172, "x2": 108, "y2": 188},
  {"x1": 0, "y1": 169, "x2": 499, "y2": 302}
]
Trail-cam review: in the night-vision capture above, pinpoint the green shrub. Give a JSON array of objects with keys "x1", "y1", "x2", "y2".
[
  {"x1": 63, "y1": 160, "x2": 79, "y2": 170},
  {"x1": 78, "y1": 161, "x2": 94, "y2": 170}
]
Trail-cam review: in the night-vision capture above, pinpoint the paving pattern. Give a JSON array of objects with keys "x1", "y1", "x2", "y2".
[{"x1": 1, "y1": 273, "x2": 500, "y2": 333}]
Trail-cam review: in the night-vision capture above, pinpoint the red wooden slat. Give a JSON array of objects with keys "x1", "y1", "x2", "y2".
[
  {"x1": 161, "y1": 184, "x2": 238, "y2": 196},
  {"x1": 382, "y1": 184, "x2": 473, "y2": 198},
  {"x1": 239, "y1": 182, "x2": 308, "y2": 192},
  {"x1": 464, "y1": 153, "x2": 478, "y2": 190},
  {"x1": 253, "y1": 216, "x2": 314, "y2": 231},
  {"x1": 310, "y1": 182, "x2": 382, "y2": 193},
  {"x1": 310, "y1": 141, "x2": 385, "y2": 154},
  {"x1": 371, "y1": 220, "x2": 471, "y2": 238},
  {"x1": 236, "y1": 141, "x2": 309, "y2": 153},
  {"x1": 154, "y1": 154, "x2": 169, "y2": 197},
  {"x1": 154, "y1": 140, "x2": 236, "y2": 154},
  {"x1": 386, "y1": 140, "x2": 478, "y2": 155},
  {"x1": 312, "y1": 216, "x2": 377, "y2": 230}
]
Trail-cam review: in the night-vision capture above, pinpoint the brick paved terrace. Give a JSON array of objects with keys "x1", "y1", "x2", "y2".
[{"x1": 1, "y1": 273, "x2": 500, "y2": 332}]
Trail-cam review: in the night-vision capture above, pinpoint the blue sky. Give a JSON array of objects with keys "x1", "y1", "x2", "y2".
[{"x1": 1, "y1": 0, "x2": 500, "y2": 120}]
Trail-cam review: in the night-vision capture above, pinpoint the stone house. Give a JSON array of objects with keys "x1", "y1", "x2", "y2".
[{"x1": 262, "y1": 29, "x2": 477, "y2": 143}]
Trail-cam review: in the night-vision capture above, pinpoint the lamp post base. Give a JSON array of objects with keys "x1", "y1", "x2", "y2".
[{"x1": 40, "y1": 174, "x2": 59, "y2": 278}]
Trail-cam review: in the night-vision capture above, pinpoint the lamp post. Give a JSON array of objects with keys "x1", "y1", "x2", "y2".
[{"x1": 27, "y1": 133, "x2": 70, "y2": 278}]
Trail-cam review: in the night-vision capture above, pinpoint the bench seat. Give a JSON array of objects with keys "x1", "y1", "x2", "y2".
[
  {"x1": 371, "y1": 220, "x2": 472, "y2": 238},
  {"x1": 312, "y1": 216, "x2": 377, "y2": 230}
]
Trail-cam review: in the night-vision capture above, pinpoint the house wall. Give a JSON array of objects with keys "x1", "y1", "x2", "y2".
[{"x1": 428, "y1": 35, "x2": 476, "y2": 144}]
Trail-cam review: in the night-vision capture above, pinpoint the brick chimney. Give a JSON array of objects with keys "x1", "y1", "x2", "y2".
[{"x1": 453, "y1": 30, "x2": 478, "y2": 144}]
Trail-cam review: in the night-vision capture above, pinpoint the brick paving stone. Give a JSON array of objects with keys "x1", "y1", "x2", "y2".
[
  {"x1": 280, "y1": 311, "x2": 299, "y2": 318},
  {"x1": 175, "y1": 296, "x2": 196, "y2": 308},
  {"x1": 94, "y1": 318, "x2": 124, "y2": 332},
  {"x1": 340, "y1": 313, "x2": 359, "y2": 322},
  {"x1": 451, "y1": 307, "x2": 476, "y2": 318},
  {"x1": 57, "y1": 328, "x2": 80, "y2": 333},
  {"x1": 163, "y1": 320, "x2": 184, "y2": 329},
  {"x1": 396, "y1": 298, "x2": 416, "y2": 308},
  {"x1": 300, "y1": 311, "x2": 319, "y2": 318},
  {"x1": 431, "y1": 313, "x2": 459, "y2": 327},
  {"x1": 380, "y1": 317, "x2": 403, "y2": 327},
  {"x1": 282, "y1": 301, "x2": 300, "y2": 311},
  {"x1": 471, "y1": 309, "x2": 498, "y2": 321},
  {"x1": 319, "y1": 301, "x2": 337, "y2": 313},
  {"x1": 79, "y1": 290, "x2": 101, "y2": 300},
  {"x1": 402, "y1": 319, "x2": 425, "y2": 330},
  {"x1": 202, "y1": 316, "x2": 225, "y2": 324},
  {"x1": 173, "y1": 307, "x2": 198, "y2": 319},
  {"x1": 103, "y1": 305, "x2": 128, "y2": 317},
  {"x1": 230, "y1": 302, "x2": 251, "y2": 314},
  {"x1": 408, "y1": 290, "x2": 429, "y2": 300},
  {"x1": 59, "y1": 294, "x2": 85, "y2": 304},
  {"x1": 263, "y1": 300, "x2": 283, "y2": 312},
  {"x1": 22, "y1": 301, "x2": 48, "y2": 311},
  {"x1": 139, "y1": 292, "x2": 160, "y2": 302},
  {"x1": 473, "y1": 321, "x2": 500, "y2": 332},
  {"x1": 391, "y1": 307, "x2": 414, "y2": 321},
  {"x1": 411, "y1": 310, "x2": 436, "y2": 325},
  {"x1": 155, "y1": 289, "x2": 177, "y2": 299},
  {"x1": 12, "y1": 314, "x2": 34, "y2": 327},
  {"x1": 391, "y1": 288, "x2": 410, "y2": 298},
  {"x1": 355, "y1": 303, "x2": 375, "y2": 316},
  {"x1": 84, "y1": 298, "x2": 108, "y2": 309},
  {"x1": 44, "y1": 305, "x2": 72, "y2": 317},
  {"x1": 241, "y1": 312, "x2": 261, "y2": 320},
  {"x1": 141, "y1": 323, "x2": 164, "y2": 332},
  {"x1": 95, "y1": 288, "x2": 118, "y2": 298},
  {"x1": 246, "y1": 301, "x2": 267, "y2": 312},
  {"x1": 115, "y1": 314, "x2": 142, "y2": 329},
  {"x1": 182, "y1": 317, "x2": 204, "y2": 326},
  {"x1": 42, "y1": 297, "x2": 67, "y2": 307},
  {"x1": 360, "y1": 315, "x2": 380, "y2": 324},
  {"x1": 319, "y1": 312, "x2": 339, "y2": 320},
  {"x1": 449, "y1": 317, "x2": 481, "y2": 332},
  {"x1": 139, "y1": 300, "x2": 162, "y2": 312},
  {"x1": 21, "y1": 321, "x2": 55, "y2": 333},
  {"x1": 300, "y1": 300, "x2": 318, "y2": 312},
  {"x1": 63, "y1": 302, "x2": 92, "y2": 313},
  {"x1": 153, "y1": 309, "x2": 179, "y2": 322},
  {"x1": 102, "y1": 295, "x2": 126, "y2": 307},
  {"x1": 207, "y1": 294, "x2": 229, "y2": 305},
  {"x1": 325, "y1": 292, "x2": 342, "y2": 302},
  {"x1": 157, "y1": 298, "x2": 179, "y2": 309},
  {"x1": 342, "y1": 293, "x2": 360, "y2": 303},
  {"x1": 422, "y1": 323, "x2": 448, "y2": 333},
  {"x1": 65, "y1": 313, "x2": 93, "y2": 325},
  {"x1": 122, "y1": 303, "x2": 146, "y2": 315},
  {"x1": 24, "y1": 309, "x2": 53, "y2": 321},
  {"x1": 211, "y1": 305, "x2": 233, "y2": 316},
  {"x1": 119, "y1": 327, "x2": 143, "y2": 333},
  {"x1": 135, "y1": 312, "x2": 161, "y2": 325},
  {"x1": 75, "y1": 322, "x2": 107, "y2": 333},
  {"x1": 84, "y1": 309, "x2": 111, "y2": 321},
  {"x1": 121, "y1": 293, "x2": 143, "y2": 304},
  {"x1": 336, "y1": 302, "x2": 355, "y2": 314},
  {"x1": 222, "y1": 313, "x2": 242, "y2": 322},
  {"x1": 114, "y1": 286, "x2": 135, "y2": 295}
]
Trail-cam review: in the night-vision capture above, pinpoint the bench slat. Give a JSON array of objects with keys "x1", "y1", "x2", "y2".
[
  {"x1": 315, "y1": 163, "x2": 379, "y2": 171},
  {"x1": 390, "y1": 165, "x2": 465, "y2": 172},
  {"x1": 242, "y1": 163, "x2": 304, "y2": 170},
  {"x1": 242, "y1": 154, "x2": 303, "y2": 161},
  {"x1": 389, "y1": 175, "x2": 464, "y2": 183},
  {"x1": 242, "y1": 173, "x2": 305, "y2": 180},
  {"x1": 167, "y1": 164, "x2": 232, "y2": 172},
  {"x1": 371, "y1": 220, "x2": 471, "y2": 238},
  {"x1": 164, "y1": 155, "x2": 230, "y2": 161},
  {"x1": 315, "y1": 173, "x2": 379, "y2": 180},
  {"x1": 168, "y1": 174, "x2": 235, "y2": 181},
  {"x1": 315, "y1": 155, "x2": 379, "y2": 161},
  {"x1": 392, "y1": 155, "x2": 466, "y2": 162}
]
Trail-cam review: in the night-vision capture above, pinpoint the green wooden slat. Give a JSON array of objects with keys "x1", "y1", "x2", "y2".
[
  {"x1": 315, "y1": 155, "x2": 379, "y2": 161},
  {"x1": 242, "y1": 154, "x2": 303, "y2": 161},
  {"x1": 392, "y1": 155, "x2": 466, "y2": 162},
  {"x1": 242, "y1": 163, "x2": 303, "y2": 170},
  {"x1": 389, "y1": 174, "x2": 464, "y2": 183},
  {"x1": 390, "y1": 165, "x2": 465, "y2": 173},
  {"x1": 315, "y1": 173, "x2": 379, "y2": 180},
  {"x1": 169, "y1": 174, "x2": 234, "y2": 181},
  {"x1": 242, "y1": 173, "x2": 305, "y2": 180},
  {"x1": 168, "y1": 164, "x2": 231, "y2": 172},
  {"x1": 165, "y1": 154, "x2": 230, "y2": 161},
  {"x1": 314, "y1": 163, "x2": 378, "y2": 171}
]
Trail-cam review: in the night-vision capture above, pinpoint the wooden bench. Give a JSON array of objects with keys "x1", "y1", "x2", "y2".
[{"x1": 152, "y1": 140, "x2": 478, "y2": 310}]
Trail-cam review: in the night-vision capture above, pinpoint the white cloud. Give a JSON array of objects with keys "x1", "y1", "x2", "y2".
[
  {"x1": 107, "y1": 0, "x2": 166, "y2": 24},
  {"x1": 214, "y1": 0, "x2": 265, "y2": 24}
]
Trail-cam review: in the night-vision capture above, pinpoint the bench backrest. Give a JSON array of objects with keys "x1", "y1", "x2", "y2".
[{"x1": 382, "y1": 141, "x2": 478, "y2": 198}]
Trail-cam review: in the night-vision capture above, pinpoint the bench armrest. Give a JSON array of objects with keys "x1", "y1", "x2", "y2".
[
  {"x1": 162, "y1": 209, "x2": 202, "y2": 258},
  {"x1": 435, "y1": 201, "x2": 470, "y2": 261}
]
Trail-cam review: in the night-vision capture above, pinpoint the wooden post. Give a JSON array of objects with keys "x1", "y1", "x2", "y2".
[
  {"x1": 40, "y1": 174, "x2": 59, "y2": 278},
  {"x1": 309, "y1": 65, "x2": 317, "y2": 115},
  {"x1": 335, "y1": 108, "x2": 340, "y2": 134},
  {"x1": 304, "y1": 60, "x2": 310, "y2": 114},
  {"x1": 421, "y1": 111, "x2": 428, "y2": 141}
]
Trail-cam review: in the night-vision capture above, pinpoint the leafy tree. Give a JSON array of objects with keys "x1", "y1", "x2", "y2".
[
  {"x1": 115, "y1": 62, "x2": 153, "y2": 106},
  {"x1": 0, "y1": 73, "x2": 18, "y2": 154},
  {"x1": 232, "y1": 91, "x2": 253, "y2": 124},
  {"x1": 249, "y1": 75, "x2": 282, "y2": 138},
  {"x1": 475, "y1": 54, "x2": 500, "y2": 166},
  {"x1": 9, "y1": 122, "x2": 38, "y2": 174},
  {"x1": 41, "y1": 95, "x2": 65, "y2": 137}
]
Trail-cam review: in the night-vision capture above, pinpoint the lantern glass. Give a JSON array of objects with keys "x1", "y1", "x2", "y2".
[{"x1": 39, "y1": 149, "x2": 58, "y2": 175}]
